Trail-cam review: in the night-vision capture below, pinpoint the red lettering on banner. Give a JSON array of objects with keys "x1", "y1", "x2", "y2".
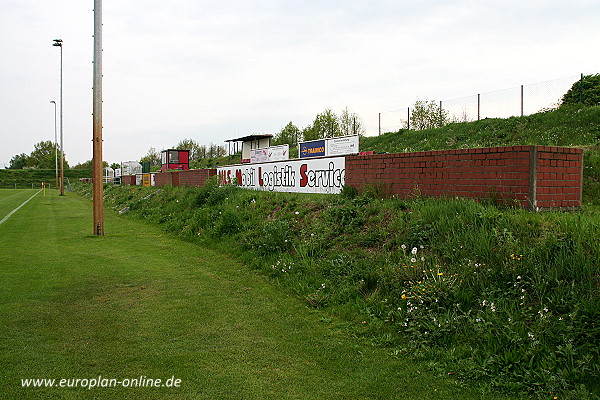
[
  {"x1": 235, "y1": 170, "x2": 242, "y2": 186},
  {"x1": 258, "y1": 167, "x2": 264, "y2": 186},
  {"x1": 300, "y1": 164, "x2": 308, "y2": 187}
]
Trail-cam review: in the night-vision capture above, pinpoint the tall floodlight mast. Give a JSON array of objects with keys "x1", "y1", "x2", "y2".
[{"x1": 92, "y1": 0, "x2": 104, "y2": 235}]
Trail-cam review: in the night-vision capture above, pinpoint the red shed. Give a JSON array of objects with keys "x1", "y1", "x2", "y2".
[{"x1": 161, "y1": 149, "x2": 190, "y2": 172}]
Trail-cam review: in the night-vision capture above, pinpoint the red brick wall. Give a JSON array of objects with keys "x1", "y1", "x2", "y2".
[
  {"x1": 178, "y1": 169, "x2": 217, "y2": 187},
  {"x1": 154, "y1": 169, "x2": 216, "y2": 188},
  {"x1": 121, "y1": 175, "x2": 137, "y2": 186},
  {"x1": 534, "y1": 146, "x2": 583, "y2": 209},
  {"x1": 154, "y1": 172, "x2": 172, "y2": 187},
  {"x1": 345, "y1": 145, "x2": 583, "y2": 209}
]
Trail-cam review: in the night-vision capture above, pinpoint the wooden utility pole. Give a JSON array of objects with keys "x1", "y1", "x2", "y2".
[{"x1": 92, "y1": 0, "x2": 104, "y2": 235}]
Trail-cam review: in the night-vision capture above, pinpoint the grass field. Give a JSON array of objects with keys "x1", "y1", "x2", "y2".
[
  {"x1": 0, "y1": 189, "x2": 520, "y2": 400},
  {"x1": 0, "y1": 189, "x2": 41, "y2": 219},
  {"x1": 77, "y1": 181, "x2": 599, "y2": 399}
]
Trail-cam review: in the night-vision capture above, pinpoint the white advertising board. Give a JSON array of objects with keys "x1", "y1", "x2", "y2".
[
  {"x1": 250, "y1": 144, "x2": 289, "y2": 163},
  {"x1": 298, "y1": 135, "x2": 359, "y2": 158},
  {"x1": 326, "y1": 135, "x2": 359, "y2": 156},
  {"x1": 217, "y1": 156, "x2": 345, "y2": 194}
]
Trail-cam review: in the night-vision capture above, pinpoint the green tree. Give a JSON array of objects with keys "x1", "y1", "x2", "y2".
[
  {"x1": 176, "y1": 139, "x2": 202, "y2": 161},
  {"x1": 73, "y1": 160, "x2": 92, "y2": 170},
  {"x1": 8, "y1": 153, "x2": 30, "y2": 169},
  {"x1": 561, "y1": 74, "x2": 600, "y2": 107},
  {"x1": 205, "y1": 143, "x2": 226, "y2": 158},
  {"x1": 313, "y1": 108, "x2": 340, "y2": 138},
  {"x1": 302, "y1": 108, "x2": 341, "y2": 141},
  {"x1": 339, "y1": 107, "x2": 366, "y2": 137},
  {"x1": 72, "y1": 160, "x2": 108, "y2": 170},
  {"x1": 301, "y1": 125, "x2": 318, "y2": 141},
  {"x1": 408, "y1": 100, "x2": 449, "y2": 130},
  {"x1": 29, "y1": 141, "x2": 65, "y2": 169},
  {"x1": 140, "y1": 147, "x2": 161, "y2": 166},
  {"x1": 110, "y1": 163, "x2": 120, "y2": 170},
  {"x1": 273, "y1": 122, "x2": 300, "y2": 146},
  {"x1": 198, "y1": 145, "x2": 207, "y2": 159}
]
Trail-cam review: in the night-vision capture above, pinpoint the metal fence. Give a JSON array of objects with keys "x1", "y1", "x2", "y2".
[{"x1": 378, "y1": 73, "x2": 588, "y2": 134}]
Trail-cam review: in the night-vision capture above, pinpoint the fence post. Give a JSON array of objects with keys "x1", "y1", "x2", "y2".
[
  {"x1": 580, "y1": 73, "x2": 584, "y2": 104},
  {"x1": 521, "y1": 85, "x2": 524, "y2": 117},
  {"x1": 378, "y1": 112, "x2": 381, "y2": 136},
  {"x1": 477, "y1": 94, "x2": 481, "y2": 120},
  {"x1": 407, "y1": 107, "x2": 410, "y2": 130},
  {"x1": 439, "y1": 101, "x2": 443, "y2": 127}
]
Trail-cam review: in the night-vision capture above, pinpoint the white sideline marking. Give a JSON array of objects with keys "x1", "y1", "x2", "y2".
[{"x1": 0, "y1": 190, "x2": 42, "y2": 226}]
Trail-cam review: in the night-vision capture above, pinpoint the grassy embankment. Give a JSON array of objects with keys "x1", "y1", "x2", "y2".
[
  {"x1": 360, "y1": 104, "x2": 600, "y2": 205},
  {"x1": 74, "y1": 105, "x2": 599, "y2": 399},
  {"x1": 0, "y1": 169, "x2": 92, "y2": 189},
  {"x1": 1, "y1": 189, "x2": 499, "y2": 400}
]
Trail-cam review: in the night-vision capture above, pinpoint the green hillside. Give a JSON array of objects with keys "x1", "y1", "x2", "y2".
[
  {"x1": 360, "y1": 104, "x2": 600, "y2": 205},
  {"x1": 361, "y1": 104, "x2": 599, "y2": 152},
  {"x1": 0, "y1": 169, "x2": 92, "y2": 189}
]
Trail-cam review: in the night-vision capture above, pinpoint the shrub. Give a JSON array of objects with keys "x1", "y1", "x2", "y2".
[{"x1": 561, "y1": 74, "x2": 600, "y2": 107}]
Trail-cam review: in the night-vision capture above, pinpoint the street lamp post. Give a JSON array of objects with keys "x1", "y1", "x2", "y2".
[
  {"x1": 50, "y1": 101, "x2": 58, "y2": 189},
  {"x1": 52, "y1": 39, "x2": 64, "y2": 196}
]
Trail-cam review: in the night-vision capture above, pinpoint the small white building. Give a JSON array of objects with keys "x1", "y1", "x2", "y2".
[
  {"x1": 225, "y1": 134, "x2": 272, "y2": 163},
  {"x1": 103, "y1": 167, "x2": 114, "y2": 183},
  {"x1": 121, "y1": 161, "x2": 142, "y2": 176}
]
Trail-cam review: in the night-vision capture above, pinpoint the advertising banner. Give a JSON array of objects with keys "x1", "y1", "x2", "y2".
[
  {"x1": 250, "y1": 144, "x2": 289, "y2": 163},
  {"x1": 326, "y1": 135, "x2": 359, "y2": 156},
  {"x1": 299, "y1": 139, "x2": 326, "y2": 158},
  {"x1": 299, "y1": 136, "x2": 359, "y2": 158},
  {"x1": 217, "y1": 156, "x2": 345, "y2": 194}
]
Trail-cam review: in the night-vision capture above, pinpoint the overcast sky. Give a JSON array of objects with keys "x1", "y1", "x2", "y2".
[{"x1": 1, "y1": 0, "x2": 598, "y2": 167}]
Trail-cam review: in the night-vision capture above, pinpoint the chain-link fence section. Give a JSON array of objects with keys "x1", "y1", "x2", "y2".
[{"x1": 379, "y1": 74, "x2": 588, "y2": 134}]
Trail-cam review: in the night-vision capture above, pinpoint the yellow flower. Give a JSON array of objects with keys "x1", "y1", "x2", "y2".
[
  {"x1": 437, "y1": 272, "x2": 444, "y2": 276},
  {"x1": 401, "y1": 294, "x2": 407, "y2": 299}
]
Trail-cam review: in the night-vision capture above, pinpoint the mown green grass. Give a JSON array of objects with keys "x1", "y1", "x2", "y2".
[
  {"x1": 0, "y1": 189, "x2": 509, "y2": 400},
  {"x1": 86, "y1": 181, "x2": 599, "y2": 399},
  {"x1": 0, "y1": 189, "x2": 40, "y2": 217}
]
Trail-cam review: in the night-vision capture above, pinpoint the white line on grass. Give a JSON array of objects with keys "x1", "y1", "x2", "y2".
[{"x1": 0, "y1": 190, "x2": 42, "y2": 226}]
